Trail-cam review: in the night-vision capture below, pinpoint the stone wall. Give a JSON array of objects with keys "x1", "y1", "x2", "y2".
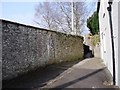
[{"x1": 1, "y1": 19, "x2": 83, "y2": 80}]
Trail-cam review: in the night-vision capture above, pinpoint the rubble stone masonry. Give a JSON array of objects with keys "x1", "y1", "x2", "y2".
[{"x1": 1, "y1": 19, "x2": 83, "y2": 80}]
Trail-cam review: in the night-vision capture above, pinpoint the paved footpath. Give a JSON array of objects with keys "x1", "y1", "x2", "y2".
[
  {"x1": 35, "y1": 58, "x2": 119, "y2": 89},
  {"x1": 3, "y1": 58, "x2": 120, "y2": 90}
]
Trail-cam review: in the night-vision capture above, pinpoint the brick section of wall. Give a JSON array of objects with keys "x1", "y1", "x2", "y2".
[{"x1": 1, "y1": 19, "x2": 83, "y2": 80}]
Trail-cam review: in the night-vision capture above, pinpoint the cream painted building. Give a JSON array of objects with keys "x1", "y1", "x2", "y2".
[{"x1": 98, "y1": 0, "x2": 119, "y2": 87}]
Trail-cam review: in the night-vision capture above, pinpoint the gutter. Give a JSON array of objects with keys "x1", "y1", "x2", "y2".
[{"x1": 107, "y1": 1, "x2": 116, "y2": 85}]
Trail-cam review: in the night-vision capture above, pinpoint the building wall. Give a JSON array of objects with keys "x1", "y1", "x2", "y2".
[
  {"x1": 99, "y1": 0, "x2": 113, "y2": 75},
  {"x1": 117, "y1": 1, "x2": 120, "y2": 87},
  {"x1": 1, "y1": 20, "x2": 84, "y2": 80},
  {"x1": 99, "y1": 0, "x2": 119, "y2": 86}
]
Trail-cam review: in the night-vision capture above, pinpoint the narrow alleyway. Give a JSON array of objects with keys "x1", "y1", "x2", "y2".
[
  {"x1": 3, "y1": 58, "x2": 119, "y2": 89},
  {"x1": 2, "y1": 59, "x2": 81, "y2": 89},
  {"x1": 38, "y1": 58, "x2": 118, "y2": 89}
]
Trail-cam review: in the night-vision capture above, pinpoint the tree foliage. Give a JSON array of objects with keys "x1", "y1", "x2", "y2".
[{"x1": 87, "y1": 11, "x2": 99, "y2": 35}]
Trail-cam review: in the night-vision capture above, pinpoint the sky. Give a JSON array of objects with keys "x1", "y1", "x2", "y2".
[
  {"x1": 1, "y1": 2, "x2": 38, "y2": 26},
  {"x1": 0, "y1": 0, "x2": 97, "y2": 35}
]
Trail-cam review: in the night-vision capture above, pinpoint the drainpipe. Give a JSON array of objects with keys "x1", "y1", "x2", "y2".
[{"x1": 107, "y1": 1, "x2": 116, "y2": 85}]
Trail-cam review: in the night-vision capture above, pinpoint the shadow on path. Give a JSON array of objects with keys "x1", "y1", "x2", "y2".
[
  {"x1": 50, "y1": 67, "x2": 106, "y2": 89},
  {"x1": 2, "y1": 59, "x2": 82, "y2": 89}
]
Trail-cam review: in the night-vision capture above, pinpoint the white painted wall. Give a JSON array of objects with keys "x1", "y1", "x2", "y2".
[
  {"x1": 99, "y1": 0, "x2": 119, "y2": 87},
  {"x1": 118, "y1": 1, "x2": 120, "y2": 87},
  {"x1": 99, "y1": 0, "x2": 113, "y2": 75}
]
